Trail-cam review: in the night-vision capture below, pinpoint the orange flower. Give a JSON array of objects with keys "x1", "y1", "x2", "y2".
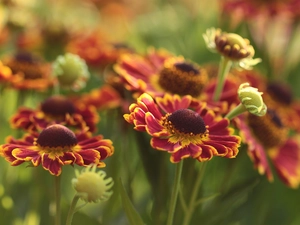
[{"x1": 2, "y1": 51, "x2": 55, "y2": 91}]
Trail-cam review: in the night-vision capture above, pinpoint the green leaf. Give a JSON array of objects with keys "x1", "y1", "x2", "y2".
[
  {"x1": 118, "y1": 179, "x2": 145, "y2": 225},
  {"x1": 199, "y1": 178, "x2": 260, "y2": 225}
]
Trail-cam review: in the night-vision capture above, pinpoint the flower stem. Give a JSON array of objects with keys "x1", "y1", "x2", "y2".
[
  {"x1": 53, "y1": 83, "x2": 61, "y2": 95},
  {"x1": 166, "y1": 160, "x2": 184, "y2": 225},
  {"x1": 182, "y1": 162, "x2": 207, "y2": 225},
  {"x1": 213, "y1": 57, "x2": 233, "y2": 102},
  {"x1": 225, "y1": 103, "x2": 247, "y2": 120},
  {"x1": 55, "y1": 175, "x2": 61, "y2": 225},
  {"x1": 65, "y1": 195, "x2": 80, "y2": 225}
]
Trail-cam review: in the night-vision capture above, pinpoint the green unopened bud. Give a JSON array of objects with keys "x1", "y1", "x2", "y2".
[
  {"x1": 72, "y1": 166, "x2": 114, "y2": 203},
  {"x1": 238, "y1": 83, "x2": 267, "y2": 116},
  {"x1": 225, "y1": 82, "x2": 267, "y2": 120},
  {"x1": 53, "y1": 53, "x2": 89, "y2": 91}
]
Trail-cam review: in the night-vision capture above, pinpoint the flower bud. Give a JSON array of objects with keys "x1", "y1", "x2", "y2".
[
  {"x1": 52, "y1": 53, "x2": 89, "y2": 91},
  {"x1": 72, "y1": 166, "x2": 114, "y2": 203},
  {"x1": 238, "y1": 82, "x2": 267, "y2": 116}
]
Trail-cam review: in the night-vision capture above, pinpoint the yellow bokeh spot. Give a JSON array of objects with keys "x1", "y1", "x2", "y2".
[{"x1": 1, "y1": 195, "x2": 14, "y2": 210}]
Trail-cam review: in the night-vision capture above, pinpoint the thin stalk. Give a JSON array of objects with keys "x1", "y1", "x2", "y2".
[
  {"x1": 55, "y1": 175, "x2": 61, "y2": 225},
  {"x1": 65, "y1": 195, "x2": 80, "y2": 225},
  {"x1": 179, "y1": 187, "x2": 188, "y2": 214},
  {"x1": 53, "y1": 83, "x2": 61, "y2": 95},
  {"x1": 166, "y1": 160, "x2": 184, "y2": 225},
  {"x1": 213, "y1": 57, "x2": 233, "y2": 102},
  {"x1": 225, "y1": 103, "x2": 246, "y2": 120},
  {"x1": 182, "y1": 162, "x2": 207, "y2": 225}
]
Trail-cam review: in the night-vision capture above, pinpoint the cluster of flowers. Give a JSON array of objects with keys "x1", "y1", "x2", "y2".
[
  {"x1": 1, "y1": 1, "x2": 300, "y2": 223},
  {"x1": 0, "y1": 23, "x2": 299, "y2": 189}
]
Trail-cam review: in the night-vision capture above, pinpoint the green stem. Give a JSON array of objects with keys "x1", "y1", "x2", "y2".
[
  {"x1": 182, "y1": 162, "x2": 207, "y2": 225},
  {"x1": 179, "y1": 187, "x2": 188, "y2": 214},
  {"x1": 53, "y1": 83, "x2": 61, "y2": 95},
  {"x1": 55, "y1": 175, "x2": 61, "y2": 225},
  {"x1": 65, "y1": 195, "x2": 80, "y2": 225},
  {"x1": 225, "y1": 103, "x2": 247, "y2": 120},
  {"x1": 166, "y1": 160, "x2": 184, "y2": 225},
  {"x1": 213, "y1": 57, "x2": 233, "y2": 102}
]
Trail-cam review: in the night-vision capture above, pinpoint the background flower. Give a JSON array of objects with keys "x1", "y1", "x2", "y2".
[{"x1": 0, "y1": 124, "x2": 114, "y2": 176}]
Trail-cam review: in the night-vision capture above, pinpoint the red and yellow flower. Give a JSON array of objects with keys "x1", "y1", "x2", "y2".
[
  {"x1": 73, "y1": 85, "x2": 122, "y2": 111},
  {"x1": 66, "y1": 30, "x2": 134, "y2": 67},
  {"x1": 1, "y1": 51, "x2": 55, "y2": 91},
  {"x1": 0, "y1": 124, "x2": 114, "y2": 176},
  {"x1": 235, "y1": 109, "x2": 300, "y2": 188},
  {"x1": 124, "y1": 93, "x2": 240, "y2": 162},
  {"x1": 232, "y1": 69, "x2": 300, "y2": 132},
  {"x1": 114, "y1": 48, "x2": 208, "y2": 98},
  {"x1": 222, "y1": 0, "x2": 300, "y2": 19},
  {"x1": 11, "y1": 95, "x2": 99, "y2": 133}
]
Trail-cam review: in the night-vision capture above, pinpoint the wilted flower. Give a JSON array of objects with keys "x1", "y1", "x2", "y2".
[
  {"x1": 0, "y1": 124, "x2": 114, "y2": 176},
  {"x1": 52, "y1": 53, "x2": 90, "y2": 91},
  {"x1": 203, "y1": 27, "x2": 261, "y2": 70},
  {"x1": 72, "y1": 166, "x2": 114, "y2": 203}
]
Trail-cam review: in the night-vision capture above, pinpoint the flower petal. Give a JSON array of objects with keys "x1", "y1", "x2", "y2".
[
  {"x1": 145, "y1": 112, "x2": 168, "y2": 136},
  {"x1": 269, "y1": 139, "x2": 300, "y2": 188},
  {"x1": 151, "y1": 137, "x2": 181, "y2": 152},
  {"x1": 41, "y1": 154, "x2": 63, "y2": 176},
  {"x1": 75, "y1": 149, "x2": 101, "y2": 165},
  {"x1": 170, "y1": 144, "x2": 202, "y2": 163}
]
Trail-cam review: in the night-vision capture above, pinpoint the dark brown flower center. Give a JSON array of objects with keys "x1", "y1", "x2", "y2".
[
  {"x1": 14, "y1": 52, "x2": 38, "y2": 64},
  {"x1": 36, "y1": 124, "x2": 78, "y2": 149},
  {"x1": 174, "y1": 62, "x2": 199, "y2": 74},
  {"x1": 166, "y1": 109, "x2": 207, "y2": 135},
  {"x1": 266, "y1": 82, "x2": 293, "y2": 105},
  {"x1": 247, "y1": 109, "x2": 287, "y2": 148},
  {"x1": 158, "y1": 58, "x2": 208, "y2": 97},
  {"x1": 6, "y1": 52, "x2": 44, "y2": 79},
  {"x1": 112, "y1": 43, "x2": 134, "y2": 52},
  {"x1": 41, "y1": 95, "x2": 76, "y2": 117}
]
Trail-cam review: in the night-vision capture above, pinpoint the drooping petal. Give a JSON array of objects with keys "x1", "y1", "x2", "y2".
[
  {"x1": 236, "y1": 116, "x2": 273, "y2": 181},
  {"x1": 74, "y1": 149, "x2": 101, "y2": 166},
  {"x1": 170, "y1": 144, "x2": 202, "y2": 163},
  {"x1": 151, "y1": 138, "x2": 181, "y2": 152},
  {"x1": 269, "y1": 139, "x2": 300, "y2": 188},
  {"x1": 41, "y1": 154, "x2": 63, "y2": 176}
]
